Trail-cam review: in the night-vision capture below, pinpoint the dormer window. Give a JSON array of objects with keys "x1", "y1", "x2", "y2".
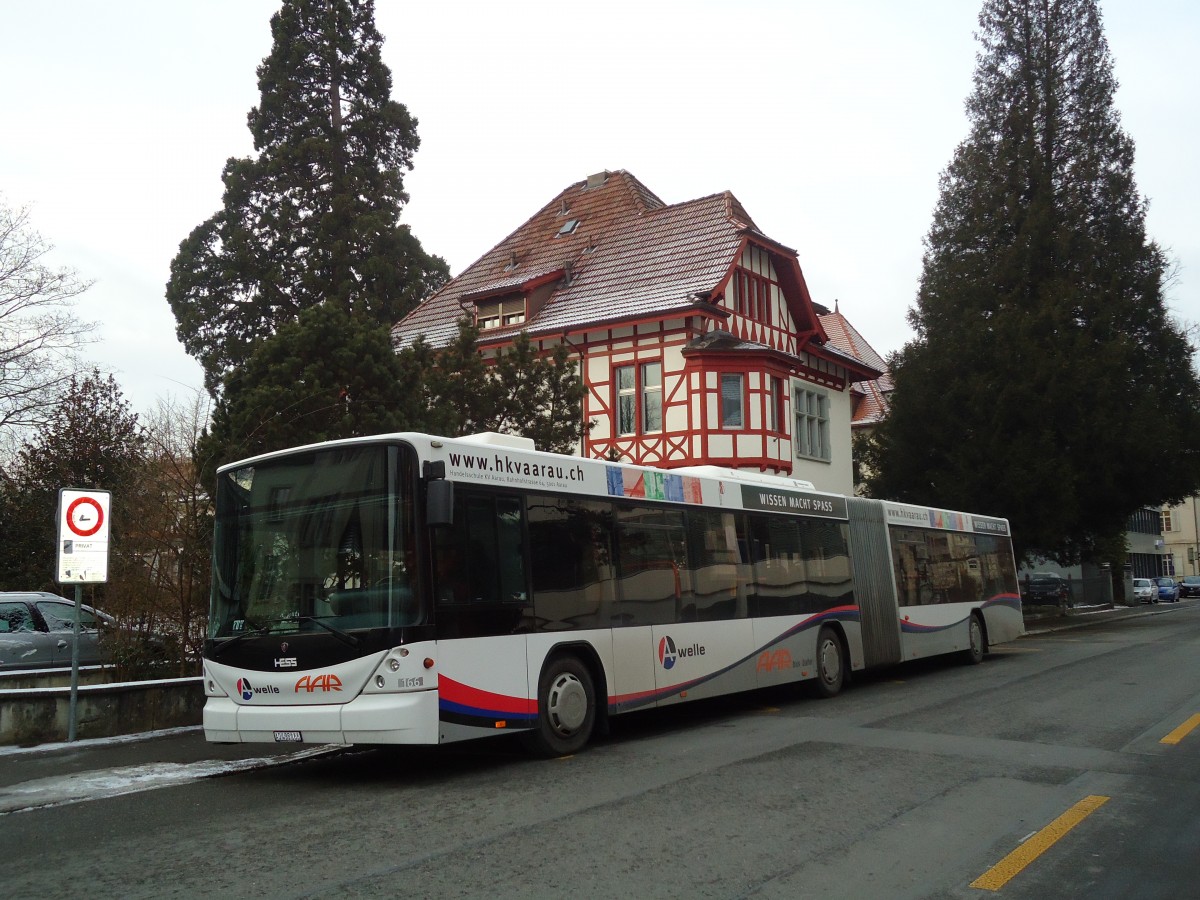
[
  {"x1": 463, "y1": 267, "x2": 564, "y2": 332},
  {"x1": 476, "y1": 296, "x2": 526, "y2": 330}
]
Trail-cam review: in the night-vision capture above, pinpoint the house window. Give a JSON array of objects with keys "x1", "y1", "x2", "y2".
[
  {"x1": 1162, "y1": 508, "x2": 1174, "y2": 532},
  {"x1": 732, "y1": 268, "x2": 776, "y2": 325},
  {"x1": 766, "y1": 376, "x2": 784, "y2": 432},
  {"x1": 642, "y1": 362, "x2": 662, "y2": 432},
  {"x1": 795, "y1": 387, "x2": 830, "y2": 461},
  {"x1": 615, "y1": 362, "x2": 663, "y2": 436},
  {"x1": 476, "y1": 296, "x2": 526, "y2": 330},
  {"x1": 720, "y1": 373, "x2": 744, "y2": 429}
]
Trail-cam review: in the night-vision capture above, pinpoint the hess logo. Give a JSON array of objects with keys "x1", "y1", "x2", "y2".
[
  {"x1": 658, "y1": 636, "x2": 706, "y2": 670},
  {"x1": 295, "y1": 673, "x2": 343, "y2": 693}
]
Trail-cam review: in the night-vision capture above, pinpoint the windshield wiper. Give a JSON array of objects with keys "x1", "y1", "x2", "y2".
[
  {"x1": 209, "y1": 624, "x2": 269, "y2": 658},
  {"x1": 213, "y1": 615, "x2": 361, "y2": 652},
  {"x1": 294, "y1": 615, "x2": 361, "y2": 648}
]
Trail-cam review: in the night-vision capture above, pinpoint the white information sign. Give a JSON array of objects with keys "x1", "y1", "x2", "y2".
[{"x1": 57, "y1": 488, "x2": 112, "y2": 583}]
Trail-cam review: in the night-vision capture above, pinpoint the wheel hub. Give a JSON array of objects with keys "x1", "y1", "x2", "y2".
[
  {"x1": 548, "y1": 673, "x2": 587, "y2": 733},
  {"x1": 820, "y1": 639, "x2": 841, "y2": 684}
]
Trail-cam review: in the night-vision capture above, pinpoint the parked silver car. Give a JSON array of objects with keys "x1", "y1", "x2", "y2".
[
  {"x1": 0, "y1": 591, "x2": 114, "y2": 670},
  {"x1": 1132, "y1": 578, "x2": 1156, "y2": 604}
]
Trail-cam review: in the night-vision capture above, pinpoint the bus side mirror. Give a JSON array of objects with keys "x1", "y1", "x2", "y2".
[{"x1": 426, "y1": 479, "x2": 454, "y2": 528}]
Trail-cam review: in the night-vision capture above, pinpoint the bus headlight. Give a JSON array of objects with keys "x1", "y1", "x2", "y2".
[{"x1": 375, "y1": 675, "x2": 386, "y2": 689}]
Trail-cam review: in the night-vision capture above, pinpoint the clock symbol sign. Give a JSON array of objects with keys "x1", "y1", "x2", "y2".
[{"x1": 66, "y1": 496, "x2": 105, "y2": 537}]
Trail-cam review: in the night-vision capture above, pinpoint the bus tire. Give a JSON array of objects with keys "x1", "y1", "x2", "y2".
[
  {"x1": 961, "y1": 613, "x2": 985, "y2": 665},
  {"x1": 526, "y1": 655, "x2": 596, "y2": 757},
  {"x1": 810, "y1": 626, "x2": 845, "y2": 699}
]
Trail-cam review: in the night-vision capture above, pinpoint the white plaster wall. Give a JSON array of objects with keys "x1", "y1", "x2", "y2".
[{"x1": 787, "y1": 380, "x2": 854, "y2": 495}]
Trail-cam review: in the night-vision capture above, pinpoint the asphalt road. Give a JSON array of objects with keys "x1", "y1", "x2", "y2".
[{"x1": 3, "y1": 603, "x2": 1198, "y2": 899}]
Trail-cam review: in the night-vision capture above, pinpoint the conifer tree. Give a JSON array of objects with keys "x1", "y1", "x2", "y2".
[
  {"x1": 863, "y1": 0, "x2": 1200, "y2": 562},
  {"x1": 198, "y1": 305, "x2": 418, "y2": 480},
  {"x1": 167, "y1": 0, "x2": 448, "y2": 394},
  {"x1": 393, "y1": 320, "x2": 588, "y2": 455},
  {"x1": 0, "y1": 372, "x2": 145, "y2": 591}
]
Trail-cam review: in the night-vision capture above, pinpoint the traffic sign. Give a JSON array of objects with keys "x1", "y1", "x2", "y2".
[{"x1": 57, "y1": 488, "x2": 111, "y2": 583}]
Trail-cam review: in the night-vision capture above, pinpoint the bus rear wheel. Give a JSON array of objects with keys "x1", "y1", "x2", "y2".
[
  {"x1": 810, "y1": 626, "x2": 845, "y2": 699},
  {"x1": 525, "y1": 655, "x2": 596, "y2": 757}
]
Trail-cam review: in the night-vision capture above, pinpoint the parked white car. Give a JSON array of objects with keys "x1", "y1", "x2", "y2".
[{"x1": 1132, "y1": 578, "x2": 1156, "y2": 604}]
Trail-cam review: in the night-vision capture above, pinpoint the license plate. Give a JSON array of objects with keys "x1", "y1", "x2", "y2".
[{"x1": 273, "y1": 731, "x2": 303, "y2": 743}]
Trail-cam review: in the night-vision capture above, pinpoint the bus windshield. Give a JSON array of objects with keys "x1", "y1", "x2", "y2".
[{"x1": 208, "y1": 443, "x2": 421, "y2": 640}]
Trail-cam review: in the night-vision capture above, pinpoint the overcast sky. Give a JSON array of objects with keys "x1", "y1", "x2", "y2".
[{"x1": 2, "y1": 0, "x2": 1196, "y2": 417}]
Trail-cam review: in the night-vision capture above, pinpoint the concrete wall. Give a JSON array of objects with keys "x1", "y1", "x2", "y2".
[{"x1": 0, "y1": 676, "x2": 203, "y2": 746}]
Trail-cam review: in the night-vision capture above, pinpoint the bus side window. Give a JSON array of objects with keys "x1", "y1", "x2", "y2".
[
  {"x1": 526, "y1": 495, "x2": 614, "y2": 631},
  {"x1": 613, "y1": 505, "x2": 689, "y2": 627},
  {"x1": 435, "y1": 490, "x2": 529, "y2": 638},
  {"x1": 496, "y1": 497, "x2": 526, "y2": 603},
  {"x1": 684, "y1": 509, "x2": 741, "y2": 621}
]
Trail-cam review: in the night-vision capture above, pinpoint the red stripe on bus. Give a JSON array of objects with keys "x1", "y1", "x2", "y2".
[{"x1": 439, "y1": 676, "x2": 537, "y2": 715}]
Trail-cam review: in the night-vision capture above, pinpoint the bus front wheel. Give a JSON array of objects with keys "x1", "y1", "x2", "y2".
[
  {"x1": 961, "y1": 613, "x2": 985, "y2": 665},
  {"x1": 526, "y1": 655, "x2": 596, "y2": 757},
  {"x1": 810, "y1": 626, "x2": 845, "y2": 699}
]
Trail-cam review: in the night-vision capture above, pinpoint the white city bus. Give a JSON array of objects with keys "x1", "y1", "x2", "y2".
[{"x1": 202, "y1": 432, "x2": 1022, "y2": 755}]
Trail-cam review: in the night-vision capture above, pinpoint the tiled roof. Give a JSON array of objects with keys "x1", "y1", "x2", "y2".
[
  {"x1": 392, "y1": 170, "x2": 875, "y2": 387},
  {"x1": 819, "y1": 305, "x2": 893, "y2": 426},
  {"x1": 393, "y1": 170, "x2": 668, "y2": 348},
  {"x1": 460, "y1": 270, "x2": 562, "y2": 302},
  {"x1": 393, "y1": 170, "x2": 772, "y2": 349}
]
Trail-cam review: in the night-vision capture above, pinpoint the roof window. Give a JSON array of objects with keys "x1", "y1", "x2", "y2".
[{"x1": 557, "y1": 219, "x2": 579, "y2": 237}]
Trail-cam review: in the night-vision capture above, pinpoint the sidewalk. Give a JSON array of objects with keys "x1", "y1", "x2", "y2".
[{"x1": 1022, "y1": 598, "x2": 1188, "y2": 635}]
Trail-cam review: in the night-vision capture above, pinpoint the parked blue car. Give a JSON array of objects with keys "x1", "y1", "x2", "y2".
[{"x1": 1155, "y1": 577, "x2": 1180, "y2": 603}]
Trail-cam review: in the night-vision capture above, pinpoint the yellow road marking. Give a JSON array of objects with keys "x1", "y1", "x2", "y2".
[
  {"x1": 970, "y1": 795, "x2": 1109, "y2": 891},
  {"x1": 1161, "y1": 713, "x2": 1200, "y2": 745}
]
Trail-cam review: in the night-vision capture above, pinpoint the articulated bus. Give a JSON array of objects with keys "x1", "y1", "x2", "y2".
[{"x1": 202, "y1": 432, "x2": 1022, "y2": 755}]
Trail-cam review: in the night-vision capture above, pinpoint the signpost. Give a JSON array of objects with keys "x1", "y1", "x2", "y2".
[{"x1": 56, "y1": 488, "x2": 112, "y2": 741}]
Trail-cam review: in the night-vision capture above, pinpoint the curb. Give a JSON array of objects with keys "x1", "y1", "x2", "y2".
[{"x1": 1022, "y1": 602, "x2": 1186, "y2": 636}]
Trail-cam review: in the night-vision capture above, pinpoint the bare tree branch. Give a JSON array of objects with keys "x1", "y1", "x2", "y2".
[{"x1": 0, "y1": 197, "x2": 97, "y2": 433}]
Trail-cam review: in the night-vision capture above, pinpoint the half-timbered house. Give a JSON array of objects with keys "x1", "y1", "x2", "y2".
[{"x1": 392, "y1": 170, "x2": 880, "y2": 495}]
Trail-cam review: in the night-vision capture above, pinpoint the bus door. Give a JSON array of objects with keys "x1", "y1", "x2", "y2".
[{"x1": 624, "y1": 507, "x2": 754, "y2": 706}]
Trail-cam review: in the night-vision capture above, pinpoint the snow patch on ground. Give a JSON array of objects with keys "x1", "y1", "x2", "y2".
[{"x1": 0, "y1": 743, "x2": 339, "y2": 815}]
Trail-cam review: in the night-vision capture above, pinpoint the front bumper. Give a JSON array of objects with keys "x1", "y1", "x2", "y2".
[{"x1": 204, "y1": 689, "x2": 440, "y2": 745}]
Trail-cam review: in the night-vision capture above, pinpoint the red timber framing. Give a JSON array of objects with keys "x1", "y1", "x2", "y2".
[{"x1": 567, "y1": 314, "x2": 706, "y2": 467}]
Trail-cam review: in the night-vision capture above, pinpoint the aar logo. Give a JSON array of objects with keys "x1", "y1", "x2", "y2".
[{"x1": 295, "y1": 673, "x2": 343, "y2": 693}]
